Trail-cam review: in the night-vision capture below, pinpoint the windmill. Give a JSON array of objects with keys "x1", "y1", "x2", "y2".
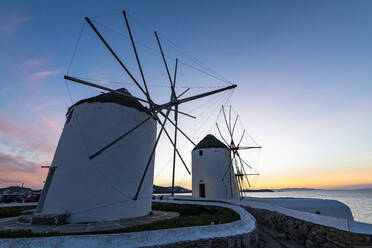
[
  {"x1": 216, "y1": 105, "x2": 261, "y2": 198},
  {"x1": 36, "y1": 11, "x2": 236, "y2": 223}
]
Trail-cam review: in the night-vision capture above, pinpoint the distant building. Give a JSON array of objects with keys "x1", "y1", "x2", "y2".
[{"x1": 192, "y1": 134, "x2": 239, "y2": 200}]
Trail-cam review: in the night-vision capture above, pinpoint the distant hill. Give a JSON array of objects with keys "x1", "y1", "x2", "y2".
[
  {"x1": 276, "y1": 188, "x2": 322, "y2": 191},
  {"x1": 241, "y1": 189, "x2": 273, "y2": 192},
  {"x1": 153, "y1": 185, "x2": 191, "y2": 194},
  {"x1": 0, "y1": 186, "x2": 33, "y2": 194}
]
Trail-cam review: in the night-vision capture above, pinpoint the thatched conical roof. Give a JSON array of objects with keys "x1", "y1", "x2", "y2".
[
  {"x1": 193, "y1": 134, "x2": 228, "y2": 150},
  {"x1": 66, "y1": 88, "x2": 151, "y2": 122}
]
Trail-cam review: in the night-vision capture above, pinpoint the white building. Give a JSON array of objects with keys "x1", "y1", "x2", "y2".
[
  {"x1": 192, "y1": 134, "x2": 240, "y2": 200},
  {"x1": 35, "y1": 89, "x2": 157, "y2": 223}
]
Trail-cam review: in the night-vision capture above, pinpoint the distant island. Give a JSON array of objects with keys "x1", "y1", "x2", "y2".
[
  {"x1": 153, "y1": 185, "x2": 191, "y2": 194},
  {"x1": 275, "y1": 188, "x2": 322, "y2": 191},
  {"x1": 0, "y1": 186, "x2": 36, "y2": 194},
  {"x1": 241, "y1": 189, "x2": 273, "y2": 192}
]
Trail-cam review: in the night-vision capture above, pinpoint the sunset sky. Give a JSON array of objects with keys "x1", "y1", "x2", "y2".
[{"x1": 0, "y1": 0, "x2": 371, "y2": 190}]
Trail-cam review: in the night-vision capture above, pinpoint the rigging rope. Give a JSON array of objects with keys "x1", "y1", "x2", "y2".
[
  {"x1": 125, "y1": 12, "x2": 233, "y2": 85},
  {"x1": 90, "y1": 18, "x2": 233, "y2": 85}
]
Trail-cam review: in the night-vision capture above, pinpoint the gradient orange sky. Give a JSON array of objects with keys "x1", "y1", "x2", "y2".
[{"x1": 1, "y1": 1, "x2": 371, "y2": 190}]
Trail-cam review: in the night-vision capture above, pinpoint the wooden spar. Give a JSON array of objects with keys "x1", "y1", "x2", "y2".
[
  {"x1": 239, "y1": 156, "x2": 252, "y2": 188},
  {"x1": 154, "y1": 31, "x2": 174, "y2": 88},
  {"x1": 176, "y1": 84, "x2": 236, "y2": 105},
  {"x1": 231, "y1": 114, "x2": 239, "y2": 138},
  {"x1": 237, "y1": 130, "x2": 245, "y2": 147},
  {"x1": 122, "y1": 11, "x2": 150, "y2": 100},
  {"x1": 171, "y1": 104, "x2": 178, "y2": 196},
  {"x1": 158, "y1": 110, "x2": 196, "y2": 146},
  {"x1": 221, "y1": 154, "x2": 234, "y2": 181},
  {"x1": 134, "y1": 105, "x2": 172, "y2": 200},
  {"x1": 90, "y1": 115, "x2": 154, "y2": 160},
  {"x1": 229, "y1": 152, "x2": 234, "y2": 198},
  {"x1": 85, "y1": 17, "x2": 148, "y2": 99},
  {"x1": 64, "y1": 76, "x2": 149, "y2": 104},
  {"x1": 231, "y1": 146, "x2": 262, "y2": 150},
  {"x1": 170, "y1": 109, "x2": 196, "y2": 119},
  {"x1": 216, "y1": 123, "x2": 230, "y2": 146},
  {"x1": 171, "y1": 59, "x2": 178, "y2": 196},
  {"x1": 222, "y1": 106, "x2": 232, "y2": 138},
  {"x1": 236, "y1": 152, "x2": 252, "y2": 169},
  {"x1": 177, "y1": 88, "x2": 190, "y2": 98},
  {"x1": 173, "y1": 59, "x2": 178, "y2": 85},
  {"x1": 158, "y1": 117, "x2": 190, "y2": 175},
  {"x1": 229, "y1": 106, "x2": 232, "y2": 137}
]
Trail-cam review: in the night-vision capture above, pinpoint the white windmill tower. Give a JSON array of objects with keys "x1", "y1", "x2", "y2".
[
  {"x1": 192, "y1": 134, "x2": 240, "y2": 200},
  {"x1": 192, "y1": 106, "x2": 261, "y2": 200},
  {"x1": 34, "y1": 11, "x2": 236, "y2": 223}
]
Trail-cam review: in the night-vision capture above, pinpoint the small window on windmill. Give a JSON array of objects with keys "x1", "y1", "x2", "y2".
[{"x1": 199, "y1": 150, "x2": 203, "y2": 156}]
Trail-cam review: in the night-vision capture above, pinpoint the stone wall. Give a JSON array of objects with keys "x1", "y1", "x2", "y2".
[
  {"x1": 245, "y1": 206, "x2": 372, "y2": 248},
  {"x1": 145, "y1": 231, "x2": 258, "y2": 248}
]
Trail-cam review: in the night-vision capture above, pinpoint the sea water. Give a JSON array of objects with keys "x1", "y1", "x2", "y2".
[{"x1": 243, "y1": 189, "x2": 372, "y2": 224}]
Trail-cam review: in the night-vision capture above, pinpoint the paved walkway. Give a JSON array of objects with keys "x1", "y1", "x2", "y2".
[{"x1": 0, "y1": 210, "x2": 178, "y2": 234}]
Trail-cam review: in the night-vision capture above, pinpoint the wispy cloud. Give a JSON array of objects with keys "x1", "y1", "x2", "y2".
[
  {"x1": 0, "y1": 117, "x2": 57, "y2": 161},
  {"x1": 0, "y1": 151, "x2": 46, "y2": 189},
  {"x1": 0, "y1": 152, "x2": 40, "y2": 174},
  {"x1": 0, "y1": 115, "x2": 59, "y2": 188},
  {"x1": 29, "y1": 70, "x2": 62, "y2": 81},
  {"x1": 34, "y1": 101, "x2": 60, "y2": 111},
  {"x1": 21, "y1": 58, "x2": 49, "y2": 69},
  {"x1": 0, "y1": 14, "x2": 33, "y2": 40}
]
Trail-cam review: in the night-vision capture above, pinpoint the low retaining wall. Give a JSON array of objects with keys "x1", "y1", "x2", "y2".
[
  {"x1": 148, "y1": 233, "x2": 256, "y2": 248},
  {"x1": 245, "y1": 206, "x2": 372, "y2": 248},
  {"x1": 150, "y1": 199, "x2": 258, "y2": 248}
]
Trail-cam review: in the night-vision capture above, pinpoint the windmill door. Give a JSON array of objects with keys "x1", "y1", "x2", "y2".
[{"x1": 199, "y1": 183, "x2": 206, "y2": 198}]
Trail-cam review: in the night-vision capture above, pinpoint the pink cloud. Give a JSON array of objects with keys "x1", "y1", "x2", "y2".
[
  {"x1": 0, "y1": 115, "x2": 60, "y2": 188},
  {"x1": 21, "y1": 58, "x2": 49, "y2": 69},
  {"x1": 40, "y1": 116, "x2": 62, "y2": 133},
  {"x1": 0, "y1": 117, "x2": 57, "y2": 160},
  {"x1": 0, "y1": 15, "x2": 33, "y2": 39},
  {"x1": 29, "y1": 70, "x2": 62, "y2": 81},
  {"x1": 0, "y1": 151, "x2": 47, "y2": 189},
  {"x1": 34, "y1": 101, "x2": 61, "y2": 111}
]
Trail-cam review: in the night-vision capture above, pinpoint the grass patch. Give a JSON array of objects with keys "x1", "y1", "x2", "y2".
[
  {"x1": 0, "y1": 206, "x2": 36, "y2": 219},
  {"x1": 123, "y1": 202, "x2": 240, "y2": 232}
]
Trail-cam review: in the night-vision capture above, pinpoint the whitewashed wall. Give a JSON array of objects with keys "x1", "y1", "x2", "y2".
[
  {"x1": 37, "y1": 102, "x2": 156, "y2": 223},
  {"x1": 192, "y1": 148, "x2": 239, "y2": 200}
]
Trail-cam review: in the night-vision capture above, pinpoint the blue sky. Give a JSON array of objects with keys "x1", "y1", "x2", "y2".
[{"x1": 0, "y1": 0, "x2": 371, "y2": 189}]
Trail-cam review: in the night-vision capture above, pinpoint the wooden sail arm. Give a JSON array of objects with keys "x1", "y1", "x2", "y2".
[
  {"x1": 236, "y1": 173, "x2": 260, "y2": 177},
  {"x1": 64, "y1": 75, "x2": 150, "y2": 104},
  {"x1": 85, "y1": 17, "x2": 149, "y2": 100},
  {"x1": 177, "y1": 84, "x2": 236, "y2": 105},
  {"x1": 231, "y1": 146, "x2": 262, "y2": 151}
]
